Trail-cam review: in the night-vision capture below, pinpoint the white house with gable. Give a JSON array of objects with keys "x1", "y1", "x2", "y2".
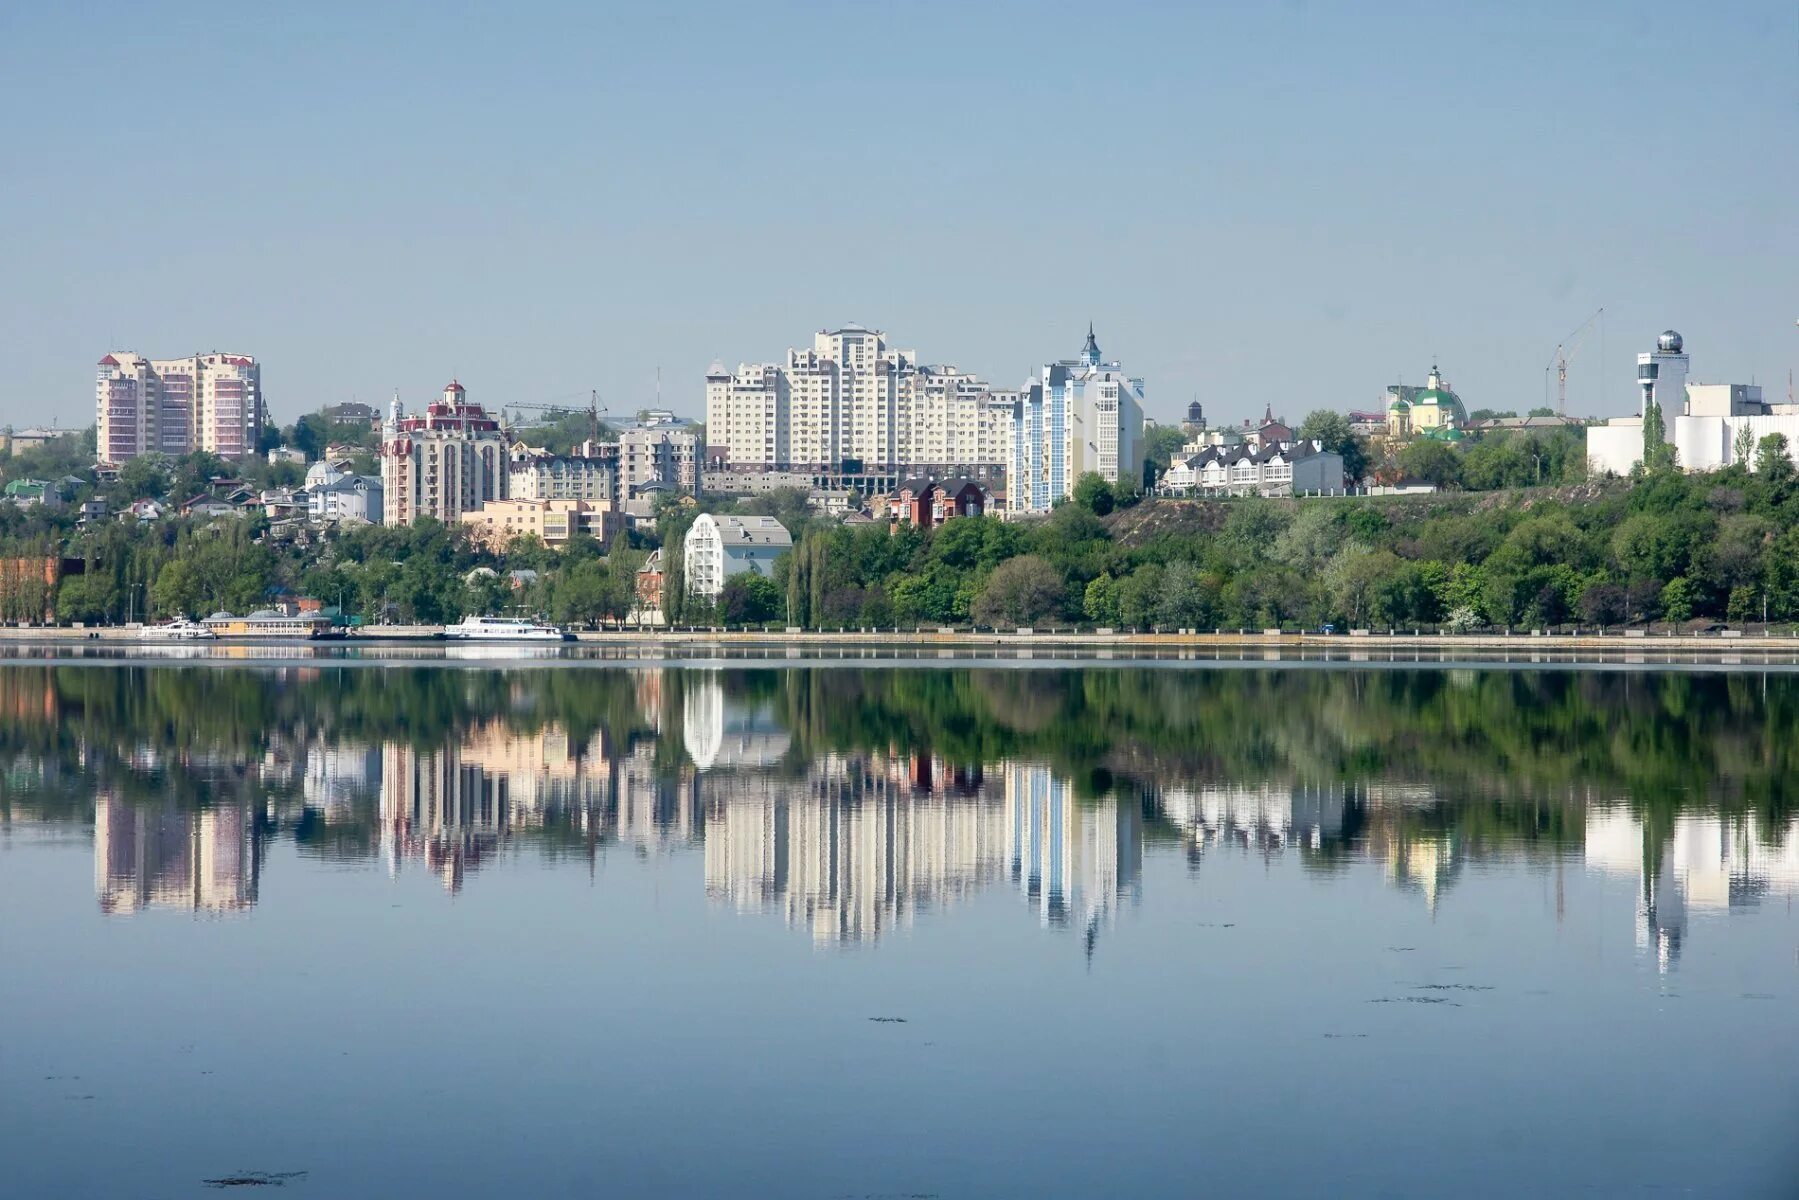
[{"x1": 683, "y1": 514, "x2": 792, "y2": 600}]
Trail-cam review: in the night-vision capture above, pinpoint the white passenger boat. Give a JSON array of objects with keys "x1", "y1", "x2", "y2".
[
  {"x1": 444, "y1": 615, "x2": 574, "y2": 642},
  {"x1": 140, "y1": 617, "x2": 216, "y2": 641}
]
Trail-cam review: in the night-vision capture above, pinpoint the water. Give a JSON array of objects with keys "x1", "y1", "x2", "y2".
[{"x1": 2, "y1": 657, "x2": 1796, "y2": 1198}]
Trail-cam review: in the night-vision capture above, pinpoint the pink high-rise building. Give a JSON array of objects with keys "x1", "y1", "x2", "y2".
[{"x1": 94, "y1": 351, "x2": 264, "y2": 464}]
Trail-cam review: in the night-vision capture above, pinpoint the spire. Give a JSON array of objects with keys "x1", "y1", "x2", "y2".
[{"x1": 1081, "y1": 322, "x2": 1101, "y2": 366}]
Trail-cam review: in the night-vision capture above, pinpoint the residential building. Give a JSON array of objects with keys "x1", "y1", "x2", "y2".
[
  {"x1": 887, "y1": 477, "x2": 990, "y2": 529},
  {"x1": 1587, "y1": 330, "x2": 1798, "y2": 475},
  {"x1": 322, "y1": 401, "x2": 380, "y2": 427},
  {"x1": 380, "y1": 382, "x2": 509, "y2": 527},
  {"x1": 1158, "y1": 440, "x2": 1344, "y2": 496},
  {"x1": 267, "y1": 446, "x2": 307, "y2": 465},
  {"x1": 459, "y1": 497, "x2": 623, "y2": 549},
  {"x1": 682, "y1": 513, "x2": 792, "y2": 601},
  {"x1": 618, "y1": 423, "x2": 702, "y2": 499},
  {"x1": 305, "y1": 473, "x2": 383, "y2": 524},
  {"x1": 95, "y1": 351, "x2": 264, "y2": 464},
  {"x1": 3, "y1": 479, "x2": 61, "y2": 509},
  {"x1": 508, "y1": 442, "x2": 616, "y2": 503},
  {"x1": 704, "y1": 326, "x2": 1009, "y2": 479},
  {"x1": 634, "y1": 549, "x2": 666, "y2": 625},
  {"x1": 1, "y1": 427, "x2": 76, "y2": 456},
  {"x1": 1005, "y1": 326, "x2": 1145, "y2": 514}
]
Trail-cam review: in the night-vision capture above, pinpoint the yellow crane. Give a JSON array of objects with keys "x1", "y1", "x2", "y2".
[{"x1": 1544, "y1": 308, "x2": 1603, "y2": 417}]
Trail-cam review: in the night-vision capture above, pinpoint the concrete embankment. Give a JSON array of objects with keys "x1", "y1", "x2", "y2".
[{"x1": 5, "y1": 624, "x2": 1798, "y2": 656}]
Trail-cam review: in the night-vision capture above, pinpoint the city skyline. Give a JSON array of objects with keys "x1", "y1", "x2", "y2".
[{"x1": 2, "y1": 2, "x2": 1793, "y2": 432}]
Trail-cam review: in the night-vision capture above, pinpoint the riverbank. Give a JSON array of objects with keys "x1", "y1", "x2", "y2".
[{"x1": 5, "y1": 623, "x2": 1799, "y2": 655}]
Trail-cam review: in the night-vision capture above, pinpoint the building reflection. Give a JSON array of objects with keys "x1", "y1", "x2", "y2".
[
  {"x1": 1585, "y1": 808, "x2": 1799, "y2": 973},
  {"x1": 1004, "y1": 764, "x2": 1141, "y2": 958},
  {"x1": 94, "y1": 793, "x2": 259, "y2": 914},
  {"x1": 701, "y1": 752, "x2": 1007, "y2": 945}
]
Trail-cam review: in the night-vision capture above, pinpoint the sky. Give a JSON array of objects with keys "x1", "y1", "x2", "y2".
[{"x1": 1, "y1": 0, "x2": 1793, "y2": 432}]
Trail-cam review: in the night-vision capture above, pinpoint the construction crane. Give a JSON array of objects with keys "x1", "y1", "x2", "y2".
[
  {"x1": 503, "y1": 389, "x2": 609, "y2": 441},
  {"x1": 1544, "y1": 308, "x2": 1604, "y2": 417}
]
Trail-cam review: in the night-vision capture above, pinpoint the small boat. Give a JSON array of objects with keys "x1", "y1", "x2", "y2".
[
  {"x1": 140, "y1": 617, "x2": 216, "y2": 641},
  {"x1": 445, "y1": 615, "x2": 574, "y2": 642}
]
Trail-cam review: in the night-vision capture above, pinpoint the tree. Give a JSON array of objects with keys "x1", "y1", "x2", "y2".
[
  {"x1": 1156, "y1": 561, "x2": 1220, "y2": 629},
  {"x1": 1755, "y1": 433, "x2": 1795, "y2": 483},
  {"x1": 1660, "y1": 576, "x2": 1695, "y2": 624},
  {"x1": 1083, "y1": 573, "x2": 1121, "y2": 626},
  {"x1": 1641, "y1": 402, "x2": 1677, "y2": 471},
  {"x1": 1142, "y1": 426, "x2": 1188, "y2": 471},
  {"x1": 1397, "y1": 439, "x2": 1462, "y2": 487},
  {"x1": 720, "y1": 574, "x2": 780, "y2": 625},
  {"x1": 971, "y1": 555, "x2": 1065, "y2": 628},
  {"x1": 1071, "y1": 472, "x2": 1116, "y2": 516},
  {"x1": 1298, "y1": 409, "x2": 1369, "y2": 482},
  {"x1": 1579, "y1": 582, "x2": 1626, "y2": 628},
  {"x1": 1733, "y1": 423, "x2": 1756, "y2": 467}
]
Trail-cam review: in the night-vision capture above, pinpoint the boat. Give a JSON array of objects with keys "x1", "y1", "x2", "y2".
[
  {"x1": 140, "y1": 617, "x2": 216, "y2": 641},
  {"x1": 445, "y1": 615, "x2": 575, "y2": 642}
]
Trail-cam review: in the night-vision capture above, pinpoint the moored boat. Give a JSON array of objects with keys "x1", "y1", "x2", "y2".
[{"x1": 445, "y1": 615, "x2": 574, "y2": 642}]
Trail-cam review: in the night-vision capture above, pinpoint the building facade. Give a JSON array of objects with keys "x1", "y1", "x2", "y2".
[
  {"x1": 704, "y1": 326, "x2": 1010, "y2": 478},
  {"x1": 380, "y1": 382, "x2": 509, "y2": 526},
  {"x1": 459, "y1": 497, "x2": 624, "y2": 549},
  {"x1": 1586, "y1": 330, "x2": 1797, "y2": 475},
  {"x1": 682, "y1": 513, "x2": 792, "y2": 601},
  {"x1": 1005, "y1": 327, "x2": 1145, "y2": 514},
  {"x1": 508, "y1": 443, "x2": 616, "y2": 503},
  {"x1": 95, "y1": 351, "x2": 265, "y2": 464}
]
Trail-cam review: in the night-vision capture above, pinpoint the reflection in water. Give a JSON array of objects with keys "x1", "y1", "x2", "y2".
[
  {"x1": 0, "y1": 661, "x2": 1795, "y2": 973},
  {"x1": 1587, "y1": 809, "x2": 1799, "y2": 972},
  {"x1": 94, "y1": 794, "x2": 258, "y2": 914}
]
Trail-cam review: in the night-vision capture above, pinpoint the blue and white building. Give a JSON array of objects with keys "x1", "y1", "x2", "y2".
[{"x1": 1005, "y1": 326, "x2": 1145, "y2": 514}]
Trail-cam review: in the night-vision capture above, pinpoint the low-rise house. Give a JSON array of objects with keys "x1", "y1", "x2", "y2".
[
  {"x1": 261, "y1": 488, "x2": 304, "y2": 519},
  {"x1": 633, "y1": 549, "x2": 666, "y2": 625},
  {"x1": 808, "y1": 488, "x2": 857, "y2": 516},
  {"x1": 77, "y1": 498, "x2": 109, "y2": 525},
  {"x1": 1159, "y1": 440, "x2": 1344, "y2": 497},
  {"x1": 267, "y1": 446, "x2": 307, "y2": 465},
  {"x1": 888, "y1": 477, "x2": 990, "y2": 529},
  {"x1": 683, "y1": 513, "x2": 791, "y2": 601},
  {"x1": 305, "y1": 474, "x2": 383, "y2": 524},
  {"x1": 179, "y1": 494, "x2": 250, "y2": 520},
  {"x1": 202, "y1": 605, "x2": 336, "y2": 638},
  {"x1": 3, "y1": 479, "x2": 61, "y2": 508},
  {"x1": 119, "y1": 498, "x2": 165, "y2": 523}
]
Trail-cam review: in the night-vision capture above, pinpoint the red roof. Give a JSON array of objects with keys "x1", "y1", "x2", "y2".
[
  {"x1": 98, "y1": 354, "x2": 119, "y2": 366},
  {"x1": 445, "y1": 380, "x2": 465, "y2": 393}
]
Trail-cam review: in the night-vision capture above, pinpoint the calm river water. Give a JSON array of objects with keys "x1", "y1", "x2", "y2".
[{"x1": 1, "y1": 656, "x2": 1795, "y2": 1197}]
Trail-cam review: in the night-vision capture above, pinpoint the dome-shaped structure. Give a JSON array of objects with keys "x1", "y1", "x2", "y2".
[
  {"x1": 1411, "y1": 386, "x2": 1467, "y2": 426},
  {"x1": 1658, "y1": 330, "x2": 1683, "y2": 353}
]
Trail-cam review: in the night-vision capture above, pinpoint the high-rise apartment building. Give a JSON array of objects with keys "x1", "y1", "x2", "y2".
[
  {"x1": 704, "y1": 326, "x2": 1005, "y2": 475},
  {"x1": 380, "y1": 382, "x2": 509, "y2": 527},
  {"x1": 95, "y1": 351, "x2": 264, "y2": 464},
  {"x1": 1004, "y1": 327, "x2": 1145, "y2": 514}
]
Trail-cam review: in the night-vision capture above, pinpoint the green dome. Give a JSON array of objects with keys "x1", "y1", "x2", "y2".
[{"x1": 1388, "y1": 397, "x2": 1411, "y2": 411}]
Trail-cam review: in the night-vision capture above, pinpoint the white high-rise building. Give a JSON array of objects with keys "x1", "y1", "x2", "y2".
[
  {"x1": 1005, "y1": 327, "x2": 1146, "y2": 514},
  {"x1": 703, "y1": 326, "x2": 1006, "y2": 474},
  {"x1": 95, "y1": 351, "x2": 265, "y2": 464}
]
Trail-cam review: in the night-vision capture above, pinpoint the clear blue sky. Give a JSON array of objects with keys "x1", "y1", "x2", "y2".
[{"x1": 1, "y1": 0, "x2": 1792, "y2": 432}]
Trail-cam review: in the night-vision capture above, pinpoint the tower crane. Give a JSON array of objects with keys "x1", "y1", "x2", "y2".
[
  {"x1": 1544, "y1": 308, "x2": 1603, "y2": 417},
  {"x1": 503, "y1": 390, "x2": 609, "y2": 441}
]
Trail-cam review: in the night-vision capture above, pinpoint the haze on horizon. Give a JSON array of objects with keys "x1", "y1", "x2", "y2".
[{"x1": 1, "y1": 0, "x2": 1792, "y2": 433}]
